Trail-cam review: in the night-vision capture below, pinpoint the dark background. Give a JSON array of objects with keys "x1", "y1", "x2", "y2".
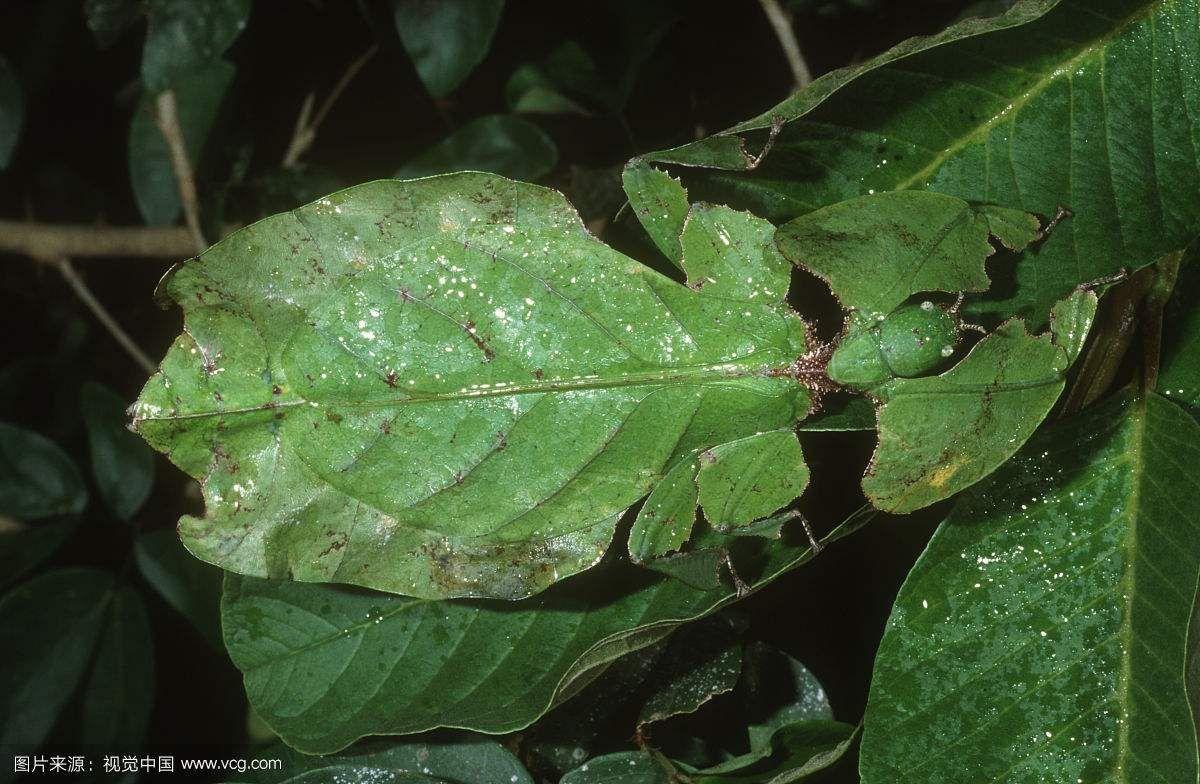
[{"x1": 1, "y1": 0, "x2": 966, "y2": 768}]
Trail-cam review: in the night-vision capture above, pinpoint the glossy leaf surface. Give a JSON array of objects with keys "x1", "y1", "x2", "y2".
[
  {"x1": 861, "y1": 390, "x2": 1200, "y2": 782},
  {"x1": 621, "y1": 160, "x2": 688, "y2": 268},
  {"x1": 134, "y1": 173, "x2": 810, "y2": 599},
  {"x1": 645, "y1": 0, "x2": 1200, "y2": 327},
  {"x1": 697, "y1": 430, "x2": 808, "y2": 531},
  {"x1": 237, "y1": 735, "x2": 532, "y2": 784},
  {"x1": 392, "y1": 0, "x2": 504, "y2": 98}
]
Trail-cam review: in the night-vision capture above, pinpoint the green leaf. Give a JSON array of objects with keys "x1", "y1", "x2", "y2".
[
  {"x1": 0, "y1": 517, "x2": 79, "y2": 590},
  {"x1": 238, "y1": 735, "x2": 532, "y2": 784},
  {"x1": 395, "y1": 115, "x2": 557, "y2": 182},
  {"x1": 0, "y1": 569, "x2": 151, "y2": 758},
  {"x1": 84, "y1": 0, "x2": 142, "y2": 49},
  {"x1": 697, "y1": 431, "x2": 808, "y2": 531},
  {"x1": 0, "y1": 56, "x2": 22, "y2": 169},
  {"x1": 1160, "y1": 253, "x2": 1199, "y2": 417},
  {"x1": 775, "y1": 191, "x2": 1027, "y2": 318},
  {"x1": 133, "y1": 173, "x2": 811, "y2": 600},
  {"x1": 219, "y1": 511, "x2": 856, "y2": 753},
  {"x1": 627, "y1": 455, "x2": 699, "y2": 563},
  {"x1": 863, "y1": 289, "x2": 1097, "y2": 513},
  {"x1": 391, "y1": 0, "x2": 504, "y2": 98},
  {"x1": 681, "y1": 204, "x2": 791, "y2": 303},
  {"x1": 0, "y1": 422, "x2": 85, "y2": 520},
  {"x1": 638, "y1": 618, "x2": 745, "y2": 727},
  {"x1": 129, "y1": 60, "x2": 234, "y2": 226},
  {"x1": 861, "y1": 390, "x2": 1200, "y2": 782},
  {"x1": 622, "y1": 160, "x2": 688, "y2": 268},
  {"x1": 76, "y1": 583, "x2": 154, "y2": 751},
  {"x1": 141, "y1": 0, "x2": 249, "y2": 92},
  {"x1": 80, "y1": 382, "x2": 154, "y2": 521},
  {"x1": 795, "y1": 395, "x2": 874, "y2": 432},
  {"x1": 560, "y1": 753, "x2": 669, "y2": 784},
  {"x1": 505, "y1": 64, "x2": 591, "y2": 116},
  {"x1": 646, "y1": 0, "x2": 1200, "y2": 327},
  {"x1": 135, "y1": 529, "x2": 223, "y2": 648}
]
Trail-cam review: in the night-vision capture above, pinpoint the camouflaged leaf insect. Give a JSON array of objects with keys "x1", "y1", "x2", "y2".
[{"x1": 131, "y1": 173, "x2": 820, "y2": 601}]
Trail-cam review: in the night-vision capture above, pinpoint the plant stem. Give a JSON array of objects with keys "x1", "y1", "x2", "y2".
[
  {"x1": 0, "y1": 220, "x2": 202, "y2": 260},
  {"x1": 53, "y1": 257, "x2": 156, "y2": 373},
  {"x1": 758, "y1": 0, "x2": 812, "y2": 91},
  {"x1": 282, "y1": 45, "x2": 379, "y2": 169},
  {"x1": 154, "y1": 89, "x2": 207, "y2": 254}
]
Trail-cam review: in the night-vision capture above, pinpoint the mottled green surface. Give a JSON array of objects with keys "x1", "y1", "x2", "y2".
[
  {"x1": 627, "y1": 455, "x2": 699, "y2": 563},
  {"x1": 134, "y1": 173, "x2": 811, "y2": 600},
  {"x1": 219, "y1": 516, "x2": 848, "y2": 753},
  {"x1": 864, "y1": 290, "x2": 1096, "y2": 513},
  {"x1": 861, "y1": 390, "x2": 1200, "y2": 783},
  {"x1": 647, "y1": 0, "x2": 1200, "y2": 327},
  {"x1": 622, "y1": 160, "x2": 688, "y2": 268},
  {"x1": 140, "y1": 0, "x2": 248, "y2": 92},
  {"x1": 776, "y1": 191, "x2": 1006, "y2": 318},
  {"x1": 696, "y1": 430, "x2": 808, "y2": 531},
  {"x1": 392, "y1": 0, "x2": 504, "y2": 99}
]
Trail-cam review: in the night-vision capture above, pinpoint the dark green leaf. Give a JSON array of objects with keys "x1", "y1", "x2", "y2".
[
  {"x1": 219, "y1": 515, "x2": 852, "y2": 753},
  {"x1": 0, "y1": 517, "x2": 79, "y2": 590},
  {"x1": 80, "y1": 382, "x2": 154, "y2": 521},
  {"x1": 129, "y1": 60, "x2": 234, "y2": 225},
  {"x1": 1160, "y1": 253, "x2": 1199, "y2": 417},
  {"x1": 0, "y1": 422, "x2": 85, "y2": 519},
  {"x1": 646, "y1": 0, "x2": 1200, "y2": 328},
  {"x1": 141, "y1": 0, "x2": 249, "y2": 92},
  {"x1": 638, "y1": 618, "x2": 744, "y2": 727},
  {"x1": 395, "y1": 115, "x2": 557, "y2": 182},
  {"x1": 76, "y1": 584, "x2": 154, "y2": 751},
  {"x1": 861, "y1": 390, "x2": 1200, "y2": 782},
  {"x1": 505, "y1": 64, "x2": 590, "y2": 116},
  {"x1": 0, "y1": 570, "x2": 153, "y2": 764},
  {"x1": 391, "y1": 0, "x2": 504, "y2": 98},
  {"x1": 135, "y1": 529, "x2": 223, "y2": 648},
  {"x1": 0, "y1": 56, "x2": 23, "y2": 169},
  {"x1": 238, "y1": 735, "x2": 532, "y2": 784},
  {"x1": 84, "y1": 0, "x2": 142, "y2": 49},
  {"x1": 133, "y1": 173, "x2": 811, "y2": 600}
]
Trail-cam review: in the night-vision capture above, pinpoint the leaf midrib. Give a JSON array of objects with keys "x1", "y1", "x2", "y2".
[
  {"x1": 891, "y1": 0, "x2": 1165, "y2": 194},
  {"x1": 137, "y1": 358, "x2": 795, "y2": 423}
]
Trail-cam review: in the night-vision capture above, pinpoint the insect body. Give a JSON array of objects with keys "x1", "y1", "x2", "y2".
[{"x1": 826, "y1": 300, "x2": 962, "y2": 389}]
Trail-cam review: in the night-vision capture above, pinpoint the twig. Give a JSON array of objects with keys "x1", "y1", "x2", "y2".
[
  {"x1": 758, "y1": 0, "x2": 812, "y2": 91},
  {"x1": 282, "y1": 44, "x2": 379, "y2": 169},
  {"x1": 154, "y1": 89, "x2": 207, "y2": 254},
  {"x1": 53, "y1": 257, "x2": 156, "y2": 373},
  {"x1": 0, "y1": 220, "x2": 204, "y2": 259}
]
